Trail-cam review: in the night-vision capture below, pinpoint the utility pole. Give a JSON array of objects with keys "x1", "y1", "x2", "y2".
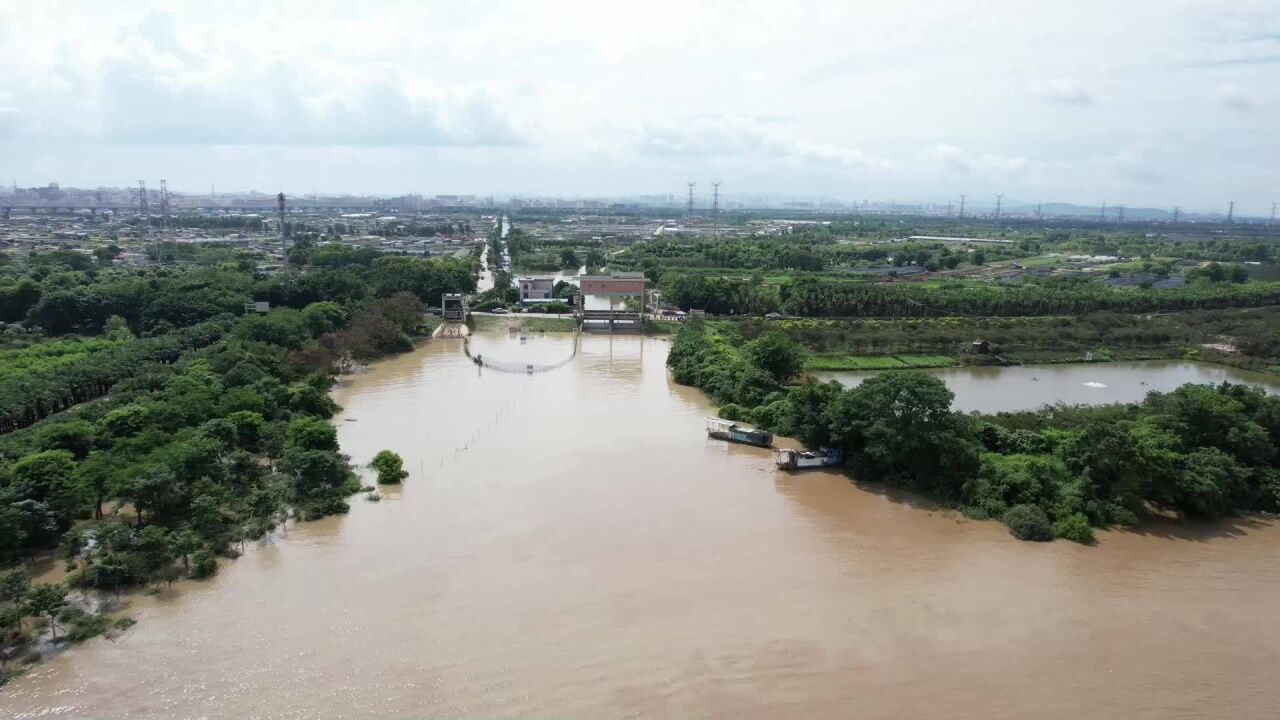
[
  {"x1": 686, "y1": 181, "x2": 696, "y2": 224},
  {"x1": 711, "y1": 181, "x2": 721, "y2": 239},
  {"x1": 994, "y1": 193, "x2": 1004, "y2": 220},
  {"x1": 278, "y1": 192, "x2": 289, "y2": 284},
  {"x1": 958, "y1": 193, "x2": 966, "y2": 219},
  {"x1": 1227, "y1": 200, "x2": 1235, "y2": 224}
]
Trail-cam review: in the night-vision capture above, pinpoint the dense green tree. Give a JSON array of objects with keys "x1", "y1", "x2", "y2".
[
  {"x1": 0, "y1": 567, "x2": 30, "y2": 605},
  {"x1": 136, "y1": 525, "x2": 174, "y2": 573},
  {"x1": 370, "y1": 450, "x2": 408, "y2": 484},
  {"x1": 367, "y1": 256, "x2": 475, "y2": 303},
  {"x1": 1002, "y1": 504, "x2": 1053, "y2": 541},
  {"x1": 0, "y1": 278, "x2": 42, "y2": 322},
  {"x1": 1176, "y1": 448, "x2": 1249, "y2": 518},
  {"x1": 282, "y1": 449, "x2": 351, "y2": 509},
  {"x1": 746, "y1": 332, "x2": 805, "y2": 383},
  {"x1": 826, "y1": 372, "x2": 979, "y2": 497},
  {"x1": 8, "y1": 450, "x2": 80, "y2": 527},
  {"x1": 781, "y1": 381, "x2": 842, "y2": 449},
  {"x1": 1054, "y1": 512, "x2": 1095, "y2": 543},
  {"x1": 967, "y1": 454, "x2": 1070, "y2": 520},
  {"x1": 168, "y1": 528, "x2": 200, "y2": 573},
  {"x1": 24, "y1": 583, "x2": 67, "y2": 639},
  {"x1": 233, "y1": 309, "x2": 309, "y2": 349},
  {"x1": 33, "y1": 421, "x2": 97, "y2": 459},
  {"x1": 300, "y1": 302, "x2": 348, "y2": 337},
  {"x1": 286, "y1": 416, "x2": 338, "y2": 452}
]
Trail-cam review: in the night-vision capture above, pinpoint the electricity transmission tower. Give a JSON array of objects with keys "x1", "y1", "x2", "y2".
[
  {"x1": 994, "y1": 193, "x2": 1004, "y2": 219},
  {"x1": 159, "y1": 179, "x2": 170, "y2": 236},
  {"x1": 958, "y1": 193, "x2": 966, "y2": 218},
  {"x1": 686, "y1": 181, "x2": 696, "y2": 224},
  {"x1": 138, "y1": 180, "x2": 153, "y2": 262},
  {"x1": 278, "y1": 192, "x2": 289, "y2": 284},
  {"x1": 711, "y1": 181, "x2": 721, "y2": 239}
]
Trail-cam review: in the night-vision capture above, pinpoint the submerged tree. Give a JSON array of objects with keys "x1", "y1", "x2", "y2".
[
  {"x1": 25, "y1": 583, "x2": 67, "y2": 639},
  {"x1": 370, "y1": 450, "x2": 409, "y2": 485}
]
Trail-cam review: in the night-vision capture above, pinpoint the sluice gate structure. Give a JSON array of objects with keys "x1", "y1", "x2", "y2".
[{"x1": 576, "y1": 272, "x2": 646, "y2": 332}]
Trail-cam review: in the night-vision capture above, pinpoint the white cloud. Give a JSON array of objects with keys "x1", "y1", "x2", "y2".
[
  {"x1": 1034, "y1": 80, "x2": 1094, "y2": 106},
  {"x1": 639, "y1": 116, "x2": 888, "y2": 171},
  {"x1": 930, "y1": 144, "x2": 1027, "y2": 176},
  {"x1": 973, "y1": 154, "x2": 1029, "y2": 175},
  {"x1": 0, "y1": 0, "x2": 1276, "y2": 208},
  {"x1": 931, "y1": 144, "x2": 970, "y2": 173},
  {"x1": 0, "y1": 8, "x2": 524, "y2": 146},
  {"x1": 1211, "y1": 82, "x2": 1256, "y2": 111}
]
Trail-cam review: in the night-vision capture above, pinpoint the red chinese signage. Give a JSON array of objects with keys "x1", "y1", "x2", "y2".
[{"x1": 580, "y1": 278, "x2": 645, "y2": 295}]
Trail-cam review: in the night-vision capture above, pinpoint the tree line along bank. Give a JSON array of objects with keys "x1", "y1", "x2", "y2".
[
  {"x1": 0, "y1": 245, "x2": 473, "y2": 681},
  {"x1": 669, "y1": 320, "x2": 1280, "y2": 544}
]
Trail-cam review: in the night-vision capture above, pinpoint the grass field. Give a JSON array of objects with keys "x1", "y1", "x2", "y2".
[
  {"x1": 520, "y1": 316, "x2": 576, "y2": 332},
  {"x1": 643, "y1": 319, "x2": 682, "y2": 335},
  {"x1": 895, "y1": 354, "x2": 958, "y2": 367},
  {"x1": 471, "y1": 315, "x2": 575, "y2": 333},
  {"x1": 805, "y1": 354, "x2": 957, "y2": 370}
]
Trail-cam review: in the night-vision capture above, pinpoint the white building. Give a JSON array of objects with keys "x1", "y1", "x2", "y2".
[{"x1": 518, "y1": 276, "x2": 557, "y2": 302}]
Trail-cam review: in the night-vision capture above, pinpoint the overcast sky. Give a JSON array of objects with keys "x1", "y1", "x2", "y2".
[{"x1": 0, "y1": 0, "x2": 1277, "y2": 212}]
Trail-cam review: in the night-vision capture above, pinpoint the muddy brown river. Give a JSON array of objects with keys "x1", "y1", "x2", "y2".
[
  {"x1": 816, "y1": 360, "x2": 1280, "y2": 412},
  {"x1": 3, "y1": 333, "x2": 1279, "y2": 719}
]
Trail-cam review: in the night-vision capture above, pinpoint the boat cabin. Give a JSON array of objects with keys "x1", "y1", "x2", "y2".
[
  {"x1": 775, "y1": 447, "x2": 843, "y2": 470},
  {"x1": 705, "y1": 417, "x2": 773, "y2": 448}
]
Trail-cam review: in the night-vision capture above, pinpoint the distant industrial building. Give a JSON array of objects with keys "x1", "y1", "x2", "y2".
[{"x1": 906, "y1": 235, "x2": 1015, "y2": 245}]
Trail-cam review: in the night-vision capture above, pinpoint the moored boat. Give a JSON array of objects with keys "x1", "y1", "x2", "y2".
[
  {"x1": 775, "y1": 447, "x2": 842, "y2": 470},
  {"x1": 705, "y1": 417, "x2": 773, "y2": 448}
]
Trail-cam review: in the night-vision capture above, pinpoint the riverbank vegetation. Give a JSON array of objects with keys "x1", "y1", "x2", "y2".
[
  {"x1": 805, "y1": 354, "x2": 957, "y2": 370},
  {"x1": 0, "y1": 246, "x2": 473, "y2": 679},
  {"x1": 655, "y1": 273, "x2": 1280, "y2": 319},
  {"x1": 669, "y1": 319, "x2": 1280, "y2": 543},
  {"x1": 720, "y1": 306, "x2": 1280, "y2": 374}
]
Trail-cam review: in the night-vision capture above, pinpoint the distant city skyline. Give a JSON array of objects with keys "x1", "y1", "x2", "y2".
[
  {"x1": 4, "y1": 181, "x2": 1272, "y2": 221},
  {"x1": 1, "y1": 1, "x2": 1277, "y2": 212}
]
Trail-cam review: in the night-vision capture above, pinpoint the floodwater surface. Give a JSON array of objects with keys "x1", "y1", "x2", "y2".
[
  {"x1": 816, "y1": 359, "x2": 1280, "y2": 412},
  {"x1": 3, "y1": 334, "x2": 1279, "y2": 719}
]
